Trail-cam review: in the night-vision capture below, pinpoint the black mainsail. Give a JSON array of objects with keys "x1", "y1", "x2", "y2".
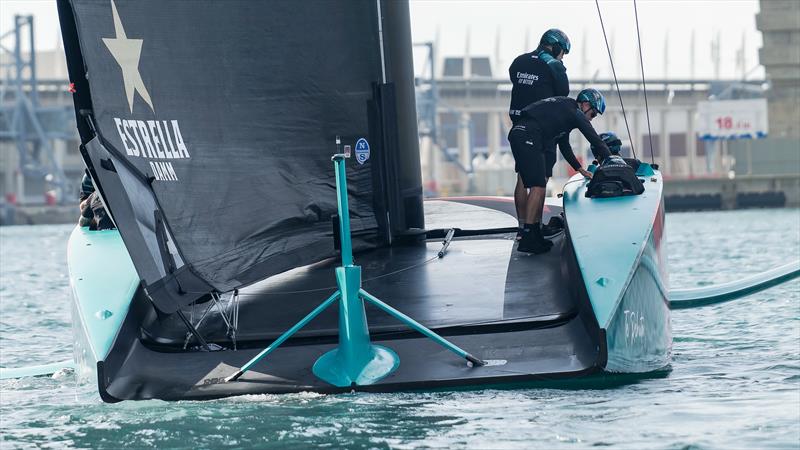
[{"x1": 58, "y1": 0, "x2": 422, "y2": 313}]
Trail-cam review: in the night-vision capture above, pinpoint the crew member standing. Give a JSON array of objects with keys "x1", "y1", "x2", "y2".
[
  {"x1": 508, "y1": 28, "x2": 571, "y2": 239},
  {"x1": 509, "y1": 89, "x2": 612, "y2": 254}
]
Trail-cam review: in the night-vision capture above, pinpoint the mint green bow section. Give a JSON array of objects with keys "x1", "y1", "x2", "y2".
[
  {"x1": 562, "y1": 163, "x2": 666, "y2": 330},
  {"x1": 68, "y1": 227, "x2": 139, "y2": 366}
]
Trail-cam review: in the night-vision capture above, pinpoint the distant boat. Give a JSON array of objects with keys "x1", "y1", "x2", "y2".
[{"x1": 59, "y1": 0, "x2": 671, "y2": 402}]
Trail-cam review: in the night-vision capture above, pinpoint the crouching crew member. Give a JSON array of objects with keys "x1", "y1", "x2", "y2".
[
  {"x1": 79, "y1": 170, "x2": 95, "y2": 227},
  {"x1": 592, "y1": 131, "x2": 642, "y2": 172},
  {"x1": 509, "y1": 88, "x2": 613, "y2": 254},
  {"x1": 508, "y1": 28, "x2": 571, "y2": 239}
]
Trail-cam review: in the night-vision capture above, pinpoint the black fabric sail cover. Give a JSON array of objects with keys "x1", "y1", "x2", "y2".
[{"x1": 58, "y1": 0, "x2": 422, "y2": 313}]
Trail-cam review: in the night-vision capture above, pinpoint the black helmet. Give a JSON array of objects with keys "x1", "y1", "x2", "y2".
[
  {"x1": 600, "y1": 132, "x2": 622, "y2": 154},
  {"x1": 576, "y1": 88, "x2": 606, "y2": 115},
  {"x1": 540, "y1": 29, "x2": 571, "y2": 55}
]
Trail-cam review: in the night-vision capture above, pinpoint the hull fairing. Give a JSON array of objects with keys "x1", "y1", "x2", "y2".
[
  {"x1": 562, "y1": 165, "x2": 671, "y2": 373},
  {"x1": 70, "y1": 195, "x2": 670, "y2": 401}
]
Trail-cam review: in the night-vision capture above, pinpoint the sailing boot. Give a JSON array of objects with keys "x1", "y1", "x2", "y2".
[
  {"x1": 541, "y1": 216, "x2": 565, "y2": 237},
  {"x1": 517, "y1": 223, "x2": 553, "y2": 254}
]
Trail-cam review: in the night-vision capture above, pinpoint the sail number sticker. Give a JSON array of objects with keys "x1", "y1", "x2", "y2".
[
  {"x1": 355, "y1": 138, "x2": 370, "y2": 165},
  {"x1": 623, "y1": 309, "x2": 646, "y2": 346}
]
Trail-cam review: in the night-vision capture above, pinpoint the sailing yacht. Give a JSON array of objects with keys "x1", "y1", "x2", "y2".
[{"x1": 60, "y1": 0, "x2": 670, "y2": 402}]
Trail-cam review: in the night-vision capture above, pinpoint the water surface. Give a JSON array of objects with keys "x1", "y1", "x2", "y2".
[{"x1": 1, "y1": 209, "x2": 798, "y2": 449}]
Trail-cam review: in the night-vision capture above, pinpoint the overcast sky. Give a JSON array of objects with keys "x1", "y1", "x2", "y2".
[{"x1": 1, "y1": 0, "x2": 763, "y2": 80}]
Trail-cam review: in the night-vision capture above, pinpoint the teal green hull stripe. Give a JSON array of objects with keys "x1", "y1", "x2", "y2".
[
  {"x1": 562, "y1": 163, "x2": 665, "y2": 329},
  {"x1": 669, "y1": 260, "x2": 800, "y2": 309},
  {"x1": 68, "y1": 227, "x2": 139, "y2": 363}
]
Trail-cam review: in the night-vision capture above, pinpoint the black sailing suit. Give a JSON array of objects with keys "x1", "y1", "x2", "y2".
[
  {"x1": 509, "y1": 97, "x2": 612, "y2": 188},
  {"x1": 508, "y1": 48, "x2": 569, "y2": 122},
  {"x1": 508, "y1": 48, "x2": 569, "y2": 180}
]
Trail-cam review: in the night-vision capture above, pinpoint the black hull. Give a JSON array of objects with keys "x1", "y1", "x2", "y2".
[
  {"x1": 92, "y1": 200, "x2": 613, "y2": 401},
  {"x1": 71, "y1": 197, "x2": 671, "y2": 402}
]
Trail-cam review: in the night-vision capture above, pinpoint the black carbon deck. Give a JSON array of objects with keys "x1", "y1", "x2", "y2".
[{"x1": 101, "y1": 200, "x2": 601, "y2": 401}]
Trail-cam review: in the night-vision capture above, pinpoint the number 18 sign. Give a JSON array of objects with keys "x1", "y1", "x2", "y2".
[{"x1": 696, "y1": 98, "x2": 768, "y2": 140}]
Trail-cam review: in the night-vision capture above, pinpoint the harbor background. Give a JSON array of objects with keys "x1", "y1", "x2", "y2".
[
  {"x1": 0, "y1": 0, "x2": 798, "y2": 224},
  {"x1": 0, "y1": 2, "x2": 798, "y2": 448},
  {"x1": 1, "y1": 209, "x2": 798, "y2": 448}
]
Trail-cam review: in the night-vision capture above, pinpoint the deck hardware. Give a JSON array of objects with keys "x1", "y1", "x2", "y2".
[
  {"x1": 229, "y1": 289, "x2": 240, "y2": 350},
  {"x1": 438, "y1": 228, "x2": 456, "y2": 258},
  {"x1": 483, "y1": 359, "x2": 508, "y2": 366},
  {"x1": 175, "y1": 309, "x2": 211, "y2": 351},
  {"x1": 226, "y1": 138, "x2": 485, "y2": 385},
  {"x1": 211, "y1": 292, "x2": 234, "y2": 336},
  {"x1": 183, "y1": 300, "x2": 214, "y2": 350}
]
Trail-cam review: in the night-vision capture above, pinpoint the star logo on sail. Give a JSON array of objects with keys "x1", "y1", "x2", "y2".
[
  {"x1": 102, "y1": 0, "x2": 154, "y2": 114},
  {"x1": 102, "y1": 0, "x2": 191, "y2": 183}
]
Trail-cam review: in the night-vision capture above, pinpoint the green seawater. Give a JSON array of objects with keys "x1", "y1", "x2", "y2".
[{"x1": 1, "y1": 209, "x2": 798, "y2": 449}]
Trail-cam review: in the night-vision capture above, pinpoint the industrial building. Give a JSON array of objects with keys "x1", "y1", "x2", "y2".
[{"x1": 1, "y1": 4, "x2": 798, "y2": 224}]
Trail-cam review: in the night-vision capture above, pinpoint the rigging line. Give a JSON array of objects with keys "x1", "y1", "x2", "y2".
[
  {"x1": 211, "y1": 292, "x2": 233, "y2": 331},
  {"x1": 594, "y1": 0, "x2": 637, "y2": 160},
  {"x1": 375, "y1": 0, "x2": 387, "y2": 84},
  {"x1": 233, "y1": 290, "x2": 240, "y2": 349},
  {"x1": 236, "y1": 255, "x2": 442, "y2": 296},
  {"x1": 183, "y1": 300, "x2": 214, "y2": 350},
  {"x1": 633, "y1": 0, "x2": 655, "y2": 164}
]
